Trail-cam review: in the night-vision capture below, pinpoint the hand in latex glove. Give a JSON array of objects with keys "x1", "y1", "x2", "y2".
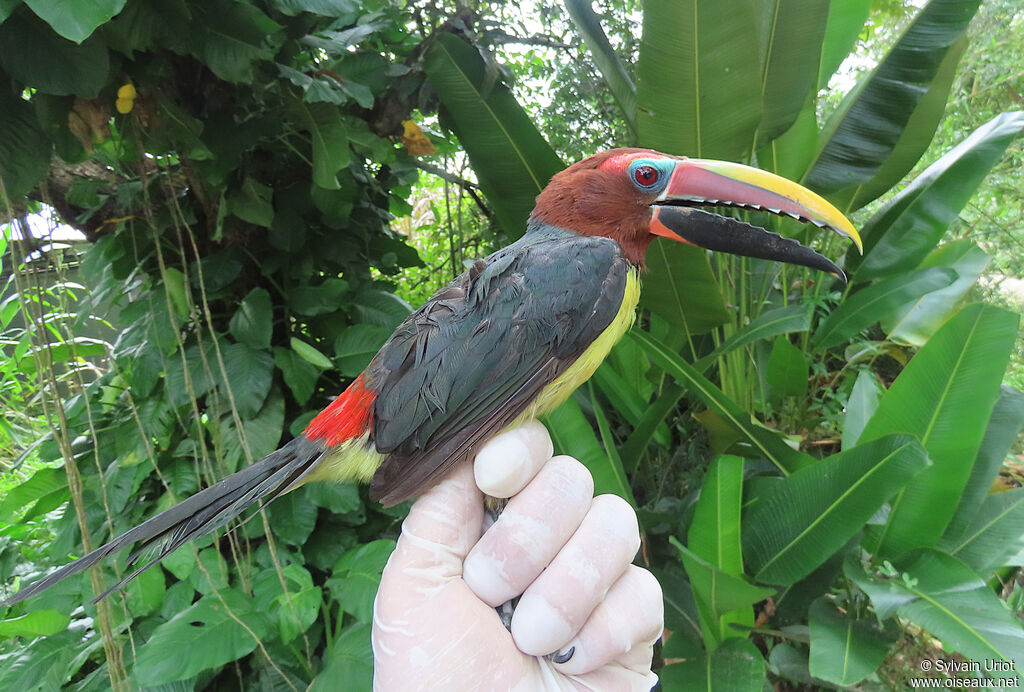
[{"x1": 372, "y1": 421, "x2": 663, "y2": 691}]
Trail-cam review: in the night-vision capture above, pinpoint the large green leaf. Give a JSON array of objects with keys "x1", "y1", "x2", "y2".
[
  {"x1": 0, "y1": 10, "x2": 109, "y2": 97},
  {"x1": 743, "y1": 434, "x2": 928, "y2": 585},
  {"x1": 588, "y1": 383, "x2": 636, "y2": 507},
  {"x1": 334, "y1": 324, "x2": 390, "y2": 378},
  {"x1": 674, "y1": 539, "x2": 774, "y2": 649},
  {"x1": 841, "y1": 370, "x2": 883, "y2": 449},
  {"x1": 217, "y1": 342, "x2": 273, "y2": 419},
  {"x1": 943, "y1": 386, "x2": 1024, "y2": 545},
  {"x1": 636, "y1": 0, "x2": 761, "y2": 160},
  {"x1": 850, "y1": 110, "x2": 1024, "y2": 281},
  {"x1": 0, "y1": 0, "x2": 20, "y2": 24},
  {"x1": 805, "y1": 0, "x2": 981, "y2": 194},
  {"x1": 0, "y1": 630, "x2": 78, "y2": 691},
  {"x1": 270, "y1": 565, "x2": 321, "y2": 644},
  {"x1": 640, "y1": 241, "x2": 730, "y2": 338},
  {"x1": 270, "y1": 0, "x2": 356, "y2": 16},
  {"x1": 0, "y1": 610, "x2": 70, "y2": 638},
  {"x1": 861, "y1": 304, "x2": 1019, "y2": 558},
  {"x1": 829, "y1": 36, "x2": 966, "y2": 213},
  {"x1": 632, "y1": 330, "x2": 813, "y2": 474},
  {"x1": 351, "y1": 289, "x2": 412, "y2": 330},
  {"x1": 288, "y1": 277, "x2": 349, "y2": 316},
  {"x1": 661, "y1": 637, "x2": 766, "y2": 691},
  {"x1": 808, "y1": 597, "x2": 896, "y2": 686},
  {"x1": 424, "y1": 32, "x2": 563, "y2": 237},
  {"x1": 941, "y1": 489, "x2": 1024, "y2": 574},
  {"x1": 815, "y1": 0, "x2": 872, "y2": 91},
  {"x1": 755, "y1": 0, "x2": 828, "y2": 146},
  {"x1": 686, "y1": 456, "x2": 750, "y2": 648},
  {"x1": 881, "y1": 240, "x2": 990, "y2": 346},
  {"x1": 309, "y1": 623, "x2": 373, "y2": 692},
  {"x1": 190, "y1": 0, "x2": 284, "y2": 83},
  {"x1": 764, "y1": 335, "x2": 808, "y2": 399},
  {"x1": 23, "y1": 0, "x2": 126, "y2": 43},
  {"x1": 133, "y1": 589, "x2": 271, "y2": 686},
  {"x1": 0, "y1": 79, "x2": 51, "y2": 199},
  {"x1": 544, "y1": 397, "x2": 635, "y2": 505},
  {"x1": 592, "y1": 364, "x2": 647, "y2": 429},
  {"x1": 227, "y1": 177, "x2": 274, "y2": 228},
  {"x1": 220, "y1": 389, "x2": 284, "y2": 470},
  {"x1": 845, "y1": 551, "x2": 1024, "y2": 677},
  {"x1": 326, "y1": 539, "x2": 395, "y2": 624},
  {"x1": 274, "y1": 346, "x2": 320, "y2": 405},
  {"x1": 564, "y1": 0, "x2": 637, "y2": 138},
  {"x1": 0, "y1": 467, "x2": 66, "y2": 521},
  {"x1": 812, "y1": 267, "x2": 958, "y2": 350},
  {"x1": 229, "y1": 287, "x2": 273, "y2": 350},
  {"x1": 289, "y1": 100, "x2": 351, "y2": 190},
  {"x1": 757, "y1": 95, "x2": 818, "y2": 181},
  {"x1": 697, "y1": 304, "x2": 811, "y2": 369},
  {"x1": 619, "y1": 381, "x2": 684, "y2": 473}
]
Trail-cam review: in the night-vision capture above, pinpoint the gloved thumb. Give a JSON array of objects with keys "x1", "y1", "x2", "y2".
[
  {"x1": 380, "y1": 422, "x2": 553, "y2": 586},
  {"x1": 382, "y1": 461, "x2": 484, "y2": 586}
]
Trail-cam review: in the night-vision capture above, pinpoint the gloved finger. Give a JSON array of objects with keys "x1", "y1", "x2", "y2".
[
  {"x1": 473, "y1": 421, "x2": 553, "y2": 499},
  {"x1": 380, "y1": 460, "x2": 483, "y2": 587},
  {"x1": 463, "y1": 455, "x2": 594, "y2": 607},
  {"x1": 510, "y1": 494, "x2": 641, "y2": 656},
  {"x1": 550, "y1": 565, "x2": 663, "y2": 675}
]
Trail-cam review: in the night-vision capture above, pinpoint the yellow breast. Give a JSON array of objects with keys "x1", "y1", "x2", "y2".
[{"x1": 515, "y1": 267, "x2": 642, "y2": 422}]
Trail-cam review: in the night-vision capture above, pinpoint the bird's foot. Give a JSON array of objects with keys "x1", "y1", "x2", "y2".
[{"x1": 495, "y1": 597, "x2": 575, "y2": 663}]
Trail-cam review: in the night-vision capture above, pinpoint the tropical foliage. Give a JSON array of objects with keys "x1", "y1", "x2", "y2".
[{"x1": 1, "y1": 0, "x2": 1022, "y2": 690}]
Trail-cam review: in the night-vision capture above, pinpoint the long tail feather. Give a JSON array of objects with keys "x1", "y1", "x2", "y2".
[{"x1": 1, "y1": 436, "x2": 326, "y2": 606}]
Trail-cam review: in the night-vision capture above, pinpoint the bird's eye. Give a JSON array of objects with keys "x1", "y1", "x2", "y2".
[{"x1": 633, "y1": 165, "x2": 659, "y2": 187}]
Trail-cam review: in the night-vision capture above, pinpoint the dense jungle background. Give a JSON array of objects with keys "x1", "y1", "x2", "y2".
[{"x1": 1, "y1": 0, "x2": 1023, "y2": 689}]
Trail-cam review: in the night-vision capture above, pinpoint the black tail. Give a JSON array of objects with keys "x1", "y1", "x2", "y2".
[{"x1": 1, "y1": 436, "x2": 326, "y2": 606}]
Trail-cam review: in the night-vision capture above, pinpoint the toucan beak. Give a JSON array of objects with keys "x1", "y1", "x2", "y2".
[{"x1": 649, "y1": 158, "x2": 862, "y2": 283}]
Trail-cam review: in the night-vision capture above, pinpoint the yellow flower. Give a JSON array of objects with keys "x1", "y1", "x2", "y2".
[
  {"x1": 115, "y1": 97, "x2": 134, "y2": 114},
  {"x1": 400, "y1": 119, "x2": 437, "y2": 156},
  {"x1": 117, "y1": 83, "x2": 136, "y2": 100}
]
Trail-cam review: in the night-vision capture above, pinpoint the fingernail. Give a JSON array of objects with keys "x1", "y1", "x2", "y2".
[
  {"x1": 510, "y1": 593, "x2": 574, "y2": 656},
  {"x1": 475, "y1": 436, "x2": 531, "y2": 498},
  {"x1": 463, "y1": 551, "x2": 513, "y2": 607}
]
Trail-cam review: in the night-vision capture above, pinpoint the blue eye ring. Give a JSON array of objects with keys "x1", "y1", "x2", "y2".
[{"x1": 627, "y1": 159, "x2": 669, "y2": 192}]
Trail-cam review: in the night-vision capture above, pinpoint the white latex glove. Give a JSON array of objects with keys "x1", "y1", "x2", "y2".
[{"x1": 372, "y1": 421, "x2": 663, "y2": 691}]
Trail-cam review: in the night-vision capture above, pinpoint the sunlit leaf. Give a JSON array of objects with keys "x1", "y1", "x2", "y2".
[
  {"x1": 850, "y1": 111, "x2": 1024, "y2": 281},
  {"x1": 861, "y1": 304, "x2": 1019, "y2": 558},
  {"x1": 636, "y1": 0, "x2": 761, "y2": 160},
  {"x1": 424, "y1": 32, "x2": 563, "y2": 237},
  {"x1": 805, "y1": 0, "x2": 982, "y2": 193}
]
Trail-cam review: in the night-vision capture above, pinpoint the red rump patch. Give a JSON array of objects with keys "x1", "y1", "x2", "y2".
[{"x1": 304, "y1": 374, "x2": 375, "y2": 446}]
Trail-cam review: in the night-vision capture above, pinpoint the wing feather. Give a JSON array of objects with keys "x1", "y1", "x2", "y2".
[{"x1": 367, "y1": 227, "x2": 629, "y2": 505}]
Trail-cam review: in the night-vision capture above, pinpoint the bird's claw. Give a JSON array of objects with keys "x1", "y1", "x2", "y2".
[{"x1": 548, "y1": 646, "x2": 575, "y2": 664}]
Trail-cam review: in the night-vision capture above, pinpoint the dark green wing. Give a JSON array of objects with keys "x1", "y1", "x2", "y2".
[{"x1": 367, "y1": 226, "x2": 628, "y2": 505}]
